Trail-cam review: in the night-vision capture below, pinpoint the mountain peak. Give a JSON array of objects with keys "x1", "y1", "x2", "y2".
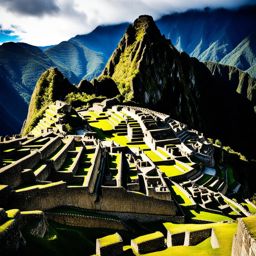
[
  {"x1": 100, "y1": 15, "x2": 176, "y2": 102},
  {"x1": 133, "y1": 15, "x2": 159, "y2": 35}
]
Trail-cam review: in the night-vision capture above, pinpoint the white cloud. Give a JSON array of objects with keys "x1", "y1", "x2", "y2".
[{"x1": 0, "y1": 0, "x2": 253, "y2": 46}]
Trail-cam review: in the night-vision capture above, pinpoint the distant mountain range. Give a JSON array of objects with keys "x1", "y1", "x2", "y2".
[{"x1": 1, "y1": 6, "x2": 256, "y2": 135}]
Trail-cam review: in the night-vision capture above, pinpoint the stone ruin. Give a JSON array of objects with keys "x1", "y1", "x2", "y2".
[{"x1": 1, "y1": 101, "x2": 254, "y2": 254}]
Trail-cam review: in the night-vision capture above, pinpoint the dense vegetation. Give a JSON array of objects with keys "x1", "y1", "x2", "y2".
[{"x1": 22, "y1": 68, "x2": 76, "y2": 135}]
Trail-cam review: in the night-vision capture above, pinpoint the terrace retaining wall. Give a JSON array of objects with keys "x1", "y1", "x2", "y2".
[
  {"x1": 0, "y1": 151, "x2": 41, "y2": 187},
  {"x1": 52, "y1": 137, "x2": 74, "y2": 171},
  {"x1": 11, "y1": 185, "x2": 180, "y2": 221},
  {"x1": 38, "y1": 136, "x2": 62, "y2": 160},
  {"x1": 232, "y1": 218, "x2": 256, "y2": 256},
  {"x1": 46, "y1": 212, "x2": 125, "y2": 230}
]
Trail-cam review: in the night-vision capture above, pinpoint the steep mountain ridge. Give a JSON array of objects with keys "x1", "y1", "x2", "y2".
[
  {"x1": 220, "y1": 33, "x2": 256, "y2": 72},
  {"x1": 45, "y1": 40, "x2": 104, "y2": 83},
  {"x1": 0, "y1": 42, "x2": 54, "y2": 103},
  {"x1": 206, "y1": 62, "x2": 256, "y2": 112},
  {"x1": 101, "y1": 15, "x2": 256, "y2": 157},
  {"x1": 157, "y1": 6, "x2": 256, "y2": 70}
]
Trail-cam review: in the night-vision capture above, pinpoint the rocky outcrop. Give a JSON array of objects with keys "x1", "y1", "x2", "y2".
[{"x1": 79, "y1": 77, "x2": 119, "y2": 98}]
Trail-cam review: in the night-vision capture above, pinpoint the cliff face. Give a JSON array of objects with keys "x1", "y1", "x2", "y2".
[
  {"x1": 100, "y1": 15, "x2": 256, "y2": 157},
  {"x1": 23, "y1": 68, "x2": 76, "y2": 135},
  {"x1": 206, "y1": 62, "x2": 256, "y2": 113}
]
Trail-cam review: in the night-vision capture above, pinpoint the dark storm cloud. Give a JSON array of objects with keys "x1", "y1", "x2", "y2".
[{"x1": 0, "y1": 0, "x2": 60, "y2": 16}]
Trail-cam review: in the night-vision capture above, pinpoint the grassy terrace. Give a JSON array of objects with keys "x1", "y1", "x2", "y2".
[
  {"x1": 157, "y1": 147, "x2": 171, "y2": 158},
  {"x1": 6, "y1": 209, "x2": 20, "y2": 218},
  {"x1": 34, "y1": 164, "x2": 47, "y2": 176},
  {"x1": 15, "y1": 181, "x2": 65, "y2": 192},
  {"x1": 159, "y1": 165, "x2": 185, "y2": 177},
  {"x1": 189, "y1": 210, "x2": 233, "y2": 222},
  {"x1": 109, "y1": 153, "x2": 122, "y2": 177},
  {"x1": 62, "y1": 156, "x2": 77, "y2": 172},
  {"x1": 77, "y1": 150, "x2": 95, "y2": 175},
  {"x1": 172, "y1": 185, "x2": 194, "y2": 206},
  {"x1": 132, "y1": 231, "x2": 163, "y2": 244},
  {"x1": 59, "y1": 147, "x2": 82, "y2": 172},
  {"x1": 0, "y1": 219, "x2": 15, "y2": 233},
  {"x1": 50, "y1": 143, "x2": 65, "y2": 161},
  {"x1": 22, "y1": 220, "x2": 127, "y2": 256},
  {"x1": 85, "y1": 109, "x2": 197, "y2": 182},
  {"x1": 153, "y1": 222, "x2": 237, "y2": 256},
  {"x1": 74, "y1": 148, "x2": 95, "y2": 186},
  {"x1": 144, "y1": 150, "x2": 163, "y2": 162}
]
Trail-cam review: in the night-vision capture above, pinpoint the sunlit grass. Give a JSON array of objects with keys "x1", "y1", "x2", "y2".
[
  {"x1": 159, "y1": 165, "x2": 184, "y2": 177},
  {"x1": 172, "y1": 185, "x2": 194, "y2": 206}
]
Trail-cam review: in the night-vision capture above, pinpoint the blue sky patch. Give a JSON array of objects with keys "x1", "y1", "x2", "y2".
[{"x1": 0, "y1": 30, "x2": 20, "y2": 43}]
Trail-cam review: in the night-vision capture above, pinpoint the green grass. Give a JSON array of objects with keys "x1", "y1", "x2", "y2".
[
  {"x1": 175, "y1": 160, "x2": 190, "y2": 172},
  {"x1": 241, "y1": 202, "x2": 256, "y2": 214},
  {"x1": 34, "y1": 164, "x2": 47, "y2": 176},
  {"x1": 145, "y1": 150, "x2": 163, "y2": 162},
  {"x1": 22, "y1": 221, "x2": 128, "y2": 256},
  {"x1": 0, "y1": 219, "x2": 15, "y2": 233},
  {"x1": 98, "y1": 233, "x2": 122, "y2": 247},
  {"x1": 132, "y1": 231, "x2": 163, "y2": 244},
  {"x1": 157, "y1": 147, "x2": 171, "y2": 158},
  {"x1": 159, "y1": 165, "x2": 184, "y2": 177},
  {"x1": 16, "y1": 181, "x2": 65, "y2": 192},
  {"x1": 3, "y1": 148, "x2": 15, "y2": 153},
  {"x1": 189, "y1": 210, "x2": 233, "y2": 222},
  {"x1": 6, "y1": 209, "x2": 20, "y2": 218},
  {"x1": 21, "y1": 210, "x2": 43, "y2": 215},
  {"x1": 146, "y1": 222, "x2": 237, "y2": 256},
  {"x1": 172, "y1": 185, "x2": 194, "y2": 206}
]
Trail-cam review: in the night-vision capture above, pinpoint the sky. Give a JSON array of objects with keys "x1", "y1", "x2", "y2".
[{"x1": 0, "y1": 0, "x2": 255, "y2": 46}]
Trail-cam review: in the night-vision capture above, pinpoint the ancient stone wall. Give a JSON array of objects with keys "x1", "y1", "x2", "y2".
[
  {"x1": 232, "y1": 218, "x2": 256, "y2": 256},
  {"x1": 0, "y1": 151, "x2": 41, "y2": 187},
  {"x1": 34, "y1": 163, "x2": 51, "y2": 181},
  {"x1": 46, "y1": 212, "x2": 125, "y2": 230},
  {"x1": 98, "y1": 187, "x2": 177, "y2": 216},
  {"x1": 38, "y1": 136, "x2": 62, "y2": 160},
  {"x1": 11, "y1": 184, "x2": 96, "y2": 210},
  {"x1": 131, "y1": 234, "x2": 165, "y2": 254},
  {"x1": 52, "y1": 137, "x2": 74, "y2": 171},
  {"x1": 85, "y1": 144, "x2": 104, "y2": 193},
  {"x1": 11, "y1": 185, "x2": 179, "y2": 219},
  {"x1": 186, "y1": 228, "x2": 212, "y2": 246}
]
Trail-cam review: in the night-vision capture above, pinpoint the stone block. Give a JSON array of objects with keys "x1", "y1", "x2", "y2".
[
  {"x1": 96, "y1": 232, "x2": 123, "y2": 256},
  {"x1": 131, "y1": 231, "x2": 165, "y2": 254}
]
